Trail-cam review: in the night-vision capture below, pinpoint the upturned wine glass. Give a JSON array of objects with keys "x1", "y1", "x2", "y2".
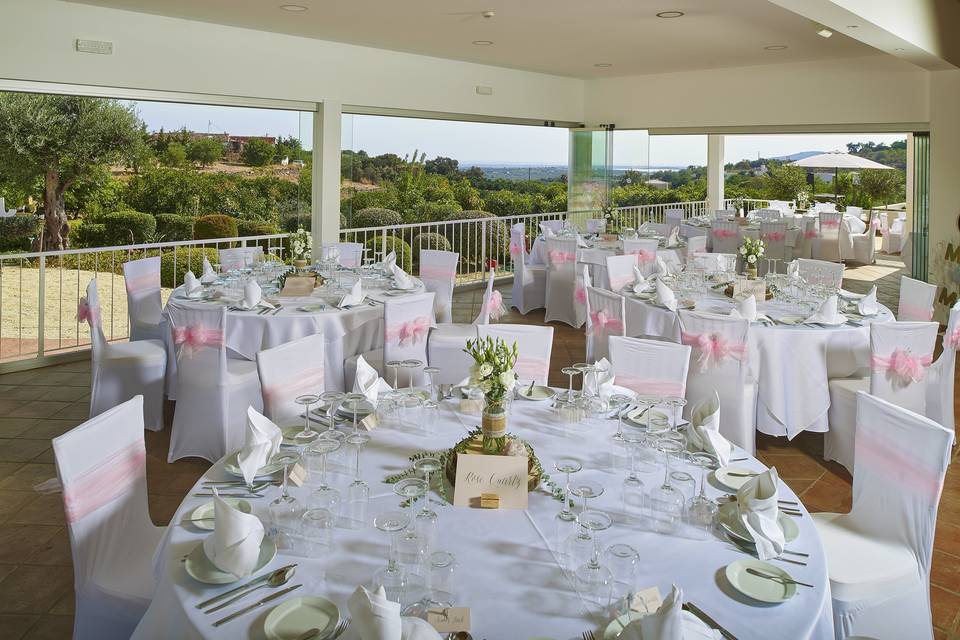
[
  {"x1": 372, "y1": 510, "x2": 412, "y2": 602},
  {"x1": 574, "y1": 510, "x2": 614, "y2": 607},
  {"x1": 268, "y1": 450, "x2": 302, "y2": 541},
  {"x1": 293, "y1": 394, "x2": 320, "y2": 443},
  {"x1": 554, "y1": 458, "x2": 582, "y2": 521},
  {"x1": 688, "y1": 451, "x2": 719, "y2": 529},
  {"x1": 344, "y1": 431, "x2": 371, "y2": 530},
  {"x1": 649, "y1": 438, "x2": 686, "y2": 533},
  {"x1": 413, "y1": 457, "x2": 441, "y2": 544}
]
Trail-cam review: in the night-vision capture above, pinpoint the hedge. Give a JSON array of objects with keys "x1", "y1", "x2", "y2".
[
  {"x1": 353, "y1": 207, "x2": 402, "y2": 228},
  {"x1": 102, "y1": 211, "x2": 157, "y2": 245},
  {"x1": 237, "y1": 219, "x2": 282, "y2": 254},
  {"x1": 155, "y1": 214, "x2": 195, "y2": 242},
  {"x1": 71, "y1": 222, "x2": 108, "y2": 248},
  {"x1": 411, "y1": 231, "x2": 451, "y2": 261},
  {"x1": 160, "y1": 248, "x2": 220, "y2": 288},
  {"x1": 442, "y1": 210, "x2": 508, "y2": 270},
  {"x1": 194, "y1": 214, "x2": 238, "y2": 240},
  {"x1": 364, "y1": 236, "x2": 411, "y2": 272},
  {"x1": 0, "y1": 215, "x2": 39, "y2": 252}
]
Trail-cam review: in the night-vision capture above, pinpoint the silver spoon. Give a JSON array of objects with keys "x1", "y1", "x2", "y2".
[
  {"x1": 746, "y1": 567, "x2": 814, "y2": 588},
  {"x1": 204, "y1": 566, "x2": 297, "y2": 613}
]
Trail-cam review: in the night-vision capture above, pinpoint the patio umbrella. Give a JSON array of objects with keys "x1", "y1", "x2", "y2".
[{"x1": 790, "y1": 151, "x2": 895, "y2": 196}]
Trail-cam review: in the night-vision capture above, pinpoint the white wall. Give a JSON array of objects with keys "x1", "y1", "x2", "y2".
[
  {"x1": 0, "y1": 0, "x2": 584, "y2": 122},
  {"x1": 928, "y1": 69, "x2": 960, "y2": 319},
  {"x1": 584, "y1": 55, "x2": 929, "y2": 131}
]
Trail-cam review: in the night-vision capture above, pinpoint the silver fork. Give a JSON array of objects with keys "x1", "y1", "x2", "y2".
[
  {"x1": 331, "y1": 618, "x2": 350, "y2": 638},
  {"x1": 582, "y1": 632, "x2": 596, "y2": 640}
]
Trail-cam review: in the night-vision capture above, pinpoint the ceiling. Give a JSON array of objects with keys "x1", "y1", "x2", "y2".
[{"x1": 66, "y1": 0, "x2": 885, "y2": 78}]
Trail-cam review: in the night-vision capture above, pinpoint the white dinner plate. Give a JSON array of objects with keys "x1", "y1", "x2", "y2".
[
  {"x1": 383, "y1": 289, "x2": 416, "y2": 297},
  {"x1": 264, "y1": 595, "x2": 340, "y2": 640},
  {"x1": 603, "y1": 611, "x2": 644, "y2": 639},
  {"x1": 717, "y1": 500, "x2": 800, "y2": 544},
  {"x1": 297, "y1": 304, "x2": 326, "y2": 312},
  {"x1": 624, "y1": 407, "x2": 671, "y2": 429},
  {"x1": 724, "y1": 558, "x2": 798, "y2": 604},
  {"x1": 773, "y1": 315, "x2": 806, "y2": 326},
  {"x1": 516, "y1": 385, "x2": 555, "y2": 401},
  {"x1": 223, "y1": 452, "x2": 285, "y2": 479},
  {"x1": 184, "y1": 537, "x2": 276, "y2": 585},
  {"x1": 184, "y1": 498, "x2": 251, "y2": 531},
  {"x1": 713, "y1": 466, "x2": 758, "y2": 491}
]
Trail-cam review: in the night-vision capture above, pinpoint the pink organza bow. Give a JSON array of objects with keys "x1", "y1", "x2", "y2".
[
  {"x1": 871, "y1": 349, "x2": 932, "y2": 384},
  {"x1": 509, "y1": 240, "x2": 525, "y2": 255},
  {"x1": 804, "y1": 229, "x2": 819, "y2": 239},
  {"x1": 682, "y1": 331, "x2": 747, "y2": 369},
  {"x1": 945, "y1": 326, "x2": 960, "y2": 350},
  {"x1": 821, "y1": 219, "x2": 840, "y2": 229},
  {"x1": 549, "y1": 250, "x2": 576, "y2": 264},
  {"x1": 173, "y1": 324, "x2": 224, "y2": 357},
  {"x1": 628, "y1": 249, "x2": 656, "y2": 264},
  {"x1": 484, "y1": 290, "x2": 506, "y2": 320},
  {"x1": 713, "y1": 229, "x2": 737, "y2": 239},
  {"x1": 763, "y1": 231, "x2": 786, "y2": 242},
  {"x1": 386, "y1": 316, "x2": 430, "y2": 345},
  {"x1": 574, "y1": 285, "x2": 587, "y2": 305},
  {"x1": 420, "y1": 266, "x2": 456, "y2": 280},
  {"x1": 76, "y1": 297, "x2": 99, "y2": 326},
  {"x1": 871, "y1": 218, "x2": 882, "y2": 229},
  {"x1": 589, "y1": 310, "x2": 624, "y2": 335},
  {"x1": 62, "y1": 440, "x2": 145, "y2": 524}
]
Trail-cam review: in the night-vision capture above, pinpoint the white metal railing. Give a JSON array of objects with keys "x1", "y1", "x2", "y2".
[{"x1": 723, "y1": 198, "x2": 771, "y2": 213}]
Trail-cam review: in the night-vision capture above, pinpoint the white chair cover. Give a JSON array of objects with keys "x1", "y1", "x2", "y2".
[
  {"x1": 419, "y1": 249, "x2": 459, "y2": 323},
  {"x1": 166, "y1": 304, "x2": 262, "y2": 462},
  {"x1": 53, "y1": 396, "x2": 164, "y2": 640},
  {"x1": 544, "y1": 238, "x2": 579, "y2": 327},
  {"x1": 756, "y1": 208, "x2": 783, "y2": 221},
  {"x1": 539, "y1": 219, "x2": 565, "y2": 235},
  {"x1": 605, "y1": 254, "x2": 638, "y2": 292},
  {"x1": 711, "y1": 220, "x2": 741, "y2": 255},
  {"x1": 657, "y1": 249, "x2": 684, "y2": 275},
  {"x1": 578, "y1": 248, "x2": 610, "y2": 291},
  {"x1": 344, "y1": 291, "x2": 436, "y2": 389},
  {"x1": 323, "y1": 242, "x2": 363, "y2": 268},
  {"x1": 85, "y1": 279, "x2": 166, "y2": 431},
  {"x1": 664, "y1": 208, "x2": 684, "y2": 232},
  {"x1": 791, "y1": 216, "x2": 817, "y2": 261},
  {"x1": 691, "y1": 252, "x2": 736, "y2": 275},
  {"x1": 679, "y1": 310, "x2": 756, "y2": 452},
  {"x1": 846, "y1": 210, "x2": 879, "y2": 264},
  {"x1": 796, "y1": 258, "x2": 845, "y2": 290},
  {"x1": 898, "y1": 276, "x2": 937, "y2": 321},
  {"x1": 624, "y1": 296, "x2": 682, "y2": 343},
  {"x1": 714, "y1": 209, "x2": 733, "y2": 219},
  {"x1": 814, "y1": 391, "x2": 952, "y2": 640},
  {"x1": 123, "y1": 257, "x2": 164, "y2": 343},
  {"x1": 573, "y1": 262, "x2": 593, "y2": 328},
  {"x1": 826, "y1": 321, "x2": 938, "y2": 473},
  {"x1": 608, "y1": 336, "x2": 691, "y2": 398},
  {"x1": 256, "y1": 333, "x2": 326, "y2": 425},
  {"x1": 926, "y1": 302, "x2": 960, "y2": 433},
  {"x1": 759, "y1": 221, "x2": 788, "y2": 269},
  {"x1": 622, "y1": 238, "x2": 659, "y2": 278},
  {"x1": 814, "y1": 212, "x2": 842, "y2": 262},
  {"x1": 585, "y1": 218, "x2": 606, "y2": 234},
  {"x1": 881, "y1": 212, "x2": 908, "y2": 254},
  {"x1": 510, "y1": 223, "x2": 546, "y2": 314},
  {"x1": 686, "y1": 235, "x2": 707, "y2": 255},
  {"x1": 219, "y1": 246, "x2": 263, "y2": 271},
  {"x1": 585, "y1": 286, "x2": 625, "y2": 363},
  {"x1": 428, "y1": 269, "x2": 498, "y2": 385},
  {"x1": 478, "y1": 324, "x2": 553, "y2": 385}
]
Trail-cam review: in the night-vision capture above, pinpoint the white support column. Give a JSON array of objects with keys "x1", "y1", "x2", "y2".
[
  {"x1": 707, "y1": 134, "x2": 725, "y2": 212},
  {"x1": 312, "y1": 101, "x2": 342, "y2": 250}
]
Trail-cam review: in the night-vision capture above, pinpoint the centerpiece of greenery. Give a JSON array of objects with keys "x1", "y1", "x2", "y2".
[
  {"x1": 739, "y1": 236, "x2": 765, "y2": 278},
  {"x1": 289, "y1": 226, "x2": 311, "y2": 267},
  {"x1": 464, "y1": 336, "x2": 518, "y2": 453}
]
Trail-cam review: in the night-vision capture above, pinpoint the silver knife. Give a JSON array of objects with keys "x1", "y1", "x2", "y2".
[
  {"x1": 196, "y1": 564, "x2": 297, "y2": 609},
  {"x1": 212, "y1": 584, "x2": 302, "y2": 627},
  {"x1": 683, "y1": 602, "x2": 737, "y2": 640}
]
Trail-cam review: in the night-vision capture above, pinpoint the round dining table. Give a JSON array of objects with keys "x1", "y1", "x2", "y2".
[
  {"x1": 623, "y1": 288, "x2": 894, "y2": 439},
  {"x1": 133, "y1": 394, "x2": 834, "y2": 640}
]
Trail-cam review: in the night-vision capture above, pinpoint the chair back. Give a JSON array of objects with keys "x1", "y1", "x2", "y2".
[
  {"x1": 796, "y1": 258, "x2": 844, "y2": 290},
  {"x1": 608, "y1": 336, "x2": 690, "y2": 398},
  {"x1": 81, "y1": 279, "x2": 109, "y2": 360},
  {"x1": 219, "y1": 246, "x2": 263, "y2": 271},
  {"x1": 419, "y1": 249, "x2": 459, "y2": 323},
  {"x1": 869, "y1": 321, "x2": 938, "y2": 414},
  {"x1": 711, "y1": 220, "x2": 741, "y2": 254},
  {"x1": 757, "y1": 208, "x2": 783, "y2": 221},
  {"x1": 122, "y1": 257, "x2": 161, "y2": 329},
  {"x1": 928, "y1": 302, "x2": 960, "y2": 432},
  {"x1": 658, "y1": 249, "x2": 684, "y2": 275},
  {"x1": 691, "y1": 252, "x2": 736, "y2": 275},
  {"x1": 473, "y1": 268, "x2": 502, "y2": 325},
  {"x1": 605, "y1": 254, "x2": 638, "y2": 292},
  {"x1": 623, "y1": 238, "x2": 659, "y2": 278},
  {"x1": 898, "y1": 276, "x2": 937, "y2": 321},
  {"x1": 585, "y1": 219, "x2": 606, "y2": 234},
  {"x1": 166, "y1": 303, "x2": 228, "y2": 393},
  {"x1": 664, "y1": 208, "x2": 684, "y2": 231},
  {"x1": 686, "y1": 235, "x2": 707, "y2": 255},
  {"x1": 478, "y1": 324, "x2": 554, "y2": 385},
  {"x1": 817, "y1": 212, "x2": 842, "y2": 262},
  {"x1": 257, "y1": 333, "x2": 326, "y2": 425},
  {"x1": 322, "y1": 242, "x2": 363, "y2": 268},
  {"x1": 578, "y1": 248, "x2": 609, "y2": 290},
  {"x1": 539, "y1": 220, "x2": 565, "y2": 235},
  {"x1": 759, "y1": 221, "x2": 788, "y2": 262},
  {"x1": 586, "y1": 286, "x2": 626, "y2": 362}
]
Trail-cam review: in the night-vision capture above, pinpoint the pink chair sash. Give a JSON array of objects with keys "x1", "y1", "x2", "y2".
[
  {"x1": 548, "y1": 250, "x2": 576, "y2": 265},
  {"x1": 899, "y1": 302, "x2": 933, "y2": 321},
  {"x1": 681, "y1": 331, "x2": 747, "y2": 370},
  {"x1": 588, "y1": 310, "x2": 624, "y2": 336},
  {"x1": 713, "y1": 229, "x2": 737, "y2": 239},
  {"x1": 514, "y1": 356, "x2": 549, "y2": 381},
  {"x1": 420, "y1": 266, "x2": 456, "y2": 281},
  {"x1": 574, "y1": 285, "x2": 587, "y2": 306},
  {"x1": 262, "y1": 369, "x2": 326, "y2": 408},
  {"x1": 386, "y1": 316, "x2": 430, "y2": 345},
  {"x1": 613, "y1": 374, "x2": 685, "y2": 397},
  {"x1": 763, "y1": 231, "x2": 786, "y2": 242},
  {"x1": 173, "y1": 324, "x2": 224, "y2": 357},
  {"x1": 945, "y1": 326, "x2": 960, "y2": 350},
  {"x1": 62, "y1": 440, "x2": 146, "y2": 524},
  {"x1": 608, "y1": 274, "x2": 633, "y2": 291},
  {"x1": 871, "y1": 349, "x2": 932, "y2": 384},
  {"x1": 77, "y1": 297, "x2": 100, "y2": 326},
  {"x1": 627, "y1": 249, "x2": 656, "y2": 264},
  {"x1": 804, "y1": 229, "x2": 819, "y2": 240},
  {"x1": 509, "y1": 240, "x2": 525, "y2": 255},
  {"x1": 124, "y1": 271, "x2": 159, "y2": 294},
  {"x1": 821, "y1": 219, "x2": 840, "y2": 229},
  {"x1": 484, "y1": 290, "x2": 506, "y2": 321},
  {"x1": 871, "y1": 218, "x2": 882, "y2": 229}
]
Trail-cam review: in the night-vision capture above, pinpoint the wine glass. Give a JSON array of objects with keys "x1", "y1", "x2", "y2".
[
  {"x1": 344, "y1": 431, "x2": 371, "y2": 530},
  {"x1": 319, "y1": 391, "x2": 345, "y2": 435},
  {"x1": 562, "y1": 367, "x2": 581, "y2": 402},
  {"x1": 341, "y1": 393, "x2": 374, "y2": 437},
  {"x1": 574, "y1": 510, "x2": 614, "y2": 607},
  {"x1": 372, "y1": 510, "x2": 411, "y2": 602},
  {"x1": 386, "y1": 360, "x2": 403, "y2": 390},
  {"x1": 664, "y1": 396, "x2": 687, "y2": 432},
  {"x1": 649, "y1": 438, "x2": 686, "y2": 534},
  {"x1": 293, "y1": 394, "x2": 320, "y2": 443},
  {"x1": 413, "y1": 457, "x2": 441, "y2": 544},
  {"x1": 401, "y1": 359, "x2": 423, "y2": 390},
  {"x1": 605, "y1": 543, "x2": 639, "y2": 615},
  {"x1": 268, "y1": 450, "x2": 302, "y2": 541},
  {"x1": 609, "y1": 393, "x2": 632, "y2": 442},
  {"x1": 423, "y1": 366, "x2": 441, "y2": 402},
  {"x1": 620, "y1": 426, "x2": 648, "y2": 523},
  {"x1": 688, "y1": 452, "x2": 719, "y2": 529},
  {"x1": 554, "y1": 458, "x2": 582, "y2": 522}
]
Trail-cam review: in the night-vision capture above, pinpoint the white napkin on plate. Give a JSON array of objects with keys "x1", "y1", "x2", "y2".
[
  {"x1": 858, "y1": 285, "x2": 879, "y2": 316},
  {"x1": 202, "y1": 489, "x2": 265, "y2": 579},
  {"x1": 240, "y1": 279, "x2": 273, "y2": 310},
  {"x1": 621, "y1": 585, "x2": 720, "y2": 640},
  {"x1": 576, "y1": 235, "x2": 589, "y2": 248},
  {"x1": 581, "y1": 358, "x2": 631, "y2": 400},
  {"x1": 656, "y1": 280, "x2": 677, "y2": 312},
  {"x1": 390, "y1": 264, "x2": 416, "y2": 290},
  {"x1": 728, "y1": 294, "x2": 768, "y2": 323},
  {"x1": 200, "y1": 257, "x2": 217, "y2": 284},
  {"x1": 237, "y1": 406, "x2": 282, "y2": 486},
  {"x1": 655, "y1": 255, "x2": 670, "y2": 279},
  {"x1": 737, "y1": 467, "x2": 785, "y2": 561},
  {"x1": 687, "y1": 392, "x2": 733, "y2": 466},
  {"x1": 786, "y1": 260, "x2": 800, "y2": 280},
  {"x1": 540, "y1": 223, "x2": 556, "y2": 239},
  {"x1": 348, "y1": 585, "x2": 442, "y2": 640},
  {"x1": 666, "y1": 226, "x2": 681, "y2": 248},
  {"x1": 804, "y1": 294, "x2": 842, "y2": 325},
  {"x1": 382, "y1": 251, "x2": 396, "y2": 273},
  {"x1": 354, "y1": 355, "x2": 393, "y2": 404},
  {"x1": 338, "y1": 279, "x2": 366, "y2": 308},
  {"x1": 183, "y1": 270, "x2": 203, "y2": 298},
  {"x1": 632, "y1": 265, "x2": 648, "y2": 293}
]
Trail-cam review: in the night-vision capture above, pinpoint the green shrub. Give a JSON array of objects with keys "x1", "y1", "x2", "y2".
[
  {"x1": 364, "y1": 236, "x2": 411, "y2": 271},
  {"x1": 194, "y1": 214, "x2": 238, "y2": 240},
  {"x1": 71, "y1": 222, "x2": 107, "y2": 248},
  {"x1": 160, "y1": 248, "x2": 220, "y2": 288},
  {"x1": 154, "y1": 214, "x2": 195, "y2": 241},
  {"x1": 411, "y1": 231, "x2": 451, "y2": 261},
  {"x1": 0, "y1": 215, "x2": 39, "y2": 252},
  {"x1": 415, "y1": 202, "x2": 461, "y2": 223},
  {"x1": 442, "y1": 210, "x2": 508, "y2": 270},
  {"x1": 99, "y1": 211, "x2": 157, "y2": 245},
  {"x1": 353, "y1": 207, "x2": 402, "y2": 228},
  {"x1": 236, "y1": 219, "x2": 280, "y2": 237}
]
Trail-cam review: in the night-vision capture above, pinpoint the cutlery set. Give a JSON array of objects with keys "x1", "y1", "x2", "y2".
[{"x1": 195, "y1": 564, "x2": 307, "y2": 628}]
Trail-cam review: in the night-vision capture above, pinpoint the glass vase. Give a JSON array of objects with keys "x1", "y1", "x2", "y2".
[{"x1": 481, "y1": 401, "x2": 507, "y2": 454}]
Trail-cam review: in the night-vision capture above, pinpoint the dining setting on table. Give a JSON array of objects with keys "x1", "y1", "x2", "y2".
[{"x1": 57, "y1": 207, "x2": 953, "y2": 640}]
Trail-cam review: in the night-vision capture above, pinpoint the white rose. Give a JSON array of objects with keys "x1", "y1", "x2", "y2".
[
  {"x1": 499, "y1": 371, "x2": 516, "y2": 386},
  {"x1": 748, "y1": 254, "x2": 757, "y2": 264},
  {"x1": 479, "y1": 363, "x2": 494, "y2": 377}
]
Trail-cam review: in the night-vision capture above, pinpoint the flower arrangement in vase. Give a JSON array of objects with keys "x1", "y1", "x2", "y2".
[
  {"x1": 739, "y1": 236, "x2": 765, "y2": 279},
  {"x1": 464, "y1": 336, "x2": 518, "y2": 453},
  {"x1": 289, "y1": 226, "x2": 311, "y2": 268}
]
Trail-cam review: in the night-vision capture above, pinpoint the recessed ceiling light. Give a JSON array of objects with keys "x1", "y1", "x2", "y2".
[
  {"x1": 280, "y1": 4, "x2": 307, "y2": 11},
  {"x1": 815, "y1": 23, "x2": 833, "y2": 38},
  {"x1": 656, "y1": 11, "x2": 684, "y2": 18},
  {"x1": 594, "y1": 63, "x2": 612, "y2": 68},
  {"x1": 764, "y1": 45, "x2": 788, "y2": 51},
  {"x1": 472, "y1": 40, "x2": 493, "y2": 46},
  {"x1": 894, "y1": 47, "x2": 905, "y2": 51},
  {"x1": 847, "y1": 25, "x2": 859, "y2": 28}
]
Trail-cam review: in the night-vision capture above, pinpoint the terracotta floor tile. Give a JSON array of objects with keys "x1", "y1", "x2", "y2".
[
  {"x1": 48, "y1": 589, "x2": 74, "y2": 616},
  {"x1": 7, "y1": 402, "x2": 70, "y2": 420},
  {"x1": 0, "y1": 464, "x2": 57, "y2": 492},
  {"x1": 35, "y1": 386, "x2": 88, "y2": 403},
  {"x1": 21, "y1": 528, "x2": 72, "y2": 567},
  {"x1": 931, "y1": 585, "x2": 960, "y2": 630},
  {"x1": 0, "y1": 419, "x2": 37, "y2": 439},
  {"x1": 9, "y1": 496, "x2": 65, "y2": 527},
  {"x1": 0, "y1": 440, "x2": 51, "y2": 464},
  {"x1": 0, "y1": 387, "x2": 50, "y2": 402},
  {"x1": 796, "y1": 476, "x2": 852, "y2": 514},
  {"x1": 936, "y1": 522, "x2": 960, "y2": 557},
  {"x1": 0, "y1": 614, "x2": 40, "y2": 640},
  {"x1": 756, "y1": 453, "x2": 829, "y2": 479},
  {"x1": 23, "y1": 372, "x2": 88, "y2": 388},
  {"x1": 48, "y1": 403, "x2": 90, "y2": 421},
  {"x1": 22, "y1": 420, "x2": 80, "y2": 441},
  {"x1": 0, "y1": 525, "x2": 61, "y2": 565},
  {"x1": 0, "y1": 565, "x2": 71, "y2": 614},
  {"x1": 932, "y1": 550, "x2": 960, "y2": 593},
  {"x1": 0, "y1": 491, "x2": 34, "y2": 524}
]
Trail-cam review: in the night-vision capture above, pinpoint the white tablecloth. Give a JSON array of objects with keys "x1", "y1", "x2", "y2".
[
  {"x1": 134, "y1": 398, "x2": 833, "y2": 639},
  {"x1": 530, "y1": 236, "x2": 685, "y2": 266},
  {"x1": 624, "y1": 291, "x2": 893, "y2": 439}
]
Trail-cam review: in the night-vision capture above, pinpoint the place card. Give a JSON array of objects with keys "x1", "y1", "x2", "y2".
[
  {"x1": 427, "y1": 607, "x2": 471, "y2": 633},
  {"x1": 280, "y1": 276, "x2": 316, "y2": 297},
  {"x1": 734, "y1": 278, "x2": 766, "y2": 303},
  {"x1": 629, "y1": 586, "x2": 664, "y2": 614},
  {"x1": 360, "y1": 413, "x2": 379, "y2": 431},
  {"x1": 453, "y1": 453, "x2": 527, "y2": 509},
  {"x1": 287, "y1": 462, "x2": 307, "y2": 487}
]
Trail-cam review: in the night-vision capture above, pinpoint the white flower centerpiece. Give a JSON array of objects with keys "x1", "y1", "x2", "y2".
[
  {"x1": 464, "y1": 336, "x2": 518, "y2": 453},
  {"x1": 289, "y1": 226, "x2": 312, "y2": 268},
  {"x1": 739, "y1": 236, "x2": 765, "y2": 279}
]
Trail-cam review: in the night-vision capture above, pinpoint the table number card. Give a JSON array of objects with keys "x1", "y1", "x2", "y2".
[
  {"x1": 734, "y1": 277, "x2": 766, "y2": 303},
  {"x1": 287, "y1": 462, "x2": 308, "y2": 487},
  {"x1": 280, "y1": 276, "x2": 316, "y2": 297},
  {"x1": 452, "y1": 453, "x2": 528, "y2": 509},
  {"x1": 427, "y1": 607, "x2": 470, "y2": 633},
  {"x1": 360, "y1": 413, "x2": 379, "y2": 431},
  {"x1": 629, "y1": 586, "x2": 664, "y2": 614}
]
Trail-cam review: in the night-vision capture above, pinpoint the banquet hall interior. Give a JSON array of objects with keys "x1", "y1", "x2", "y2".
[{"x1": 2, "y1": 1, "x2": 960, "y2": 639}]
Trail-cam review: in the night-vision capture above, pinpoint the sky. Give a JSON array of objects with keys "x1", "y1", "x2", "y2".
[{"x1": 130, "y1": 100, "x2": 907, "y2": 168}]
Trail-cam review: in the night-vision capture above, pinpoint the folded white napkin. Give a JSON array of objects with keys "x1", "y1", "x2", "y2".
[
  {"x1": 237, "y1": 406, "x2": 282, "y2": 486},
  {"x1": 202, "y1": 489, "x2": 265, "y2": 578},
  {"x1": 858, "y1": 285, "x2": 879, "y2": 316},
  {"x1": 622, "y1": 585, "x2": 720, "y2": 640},
  {"x1": 666, "y1": 226, "x2": 681, "y2": 248},
  {"x1": 582, "y1": 358, "x2": 624, "y2": 401},
  {"x1": 576, "y1": 235, "x2": 589, "y2": 248},
  {"x1": 540, "y1": 223, "x2": 556, "y2": 239},
  {"x1": 656, "y1": 280, "x2": 677, "y2": 312},
  {"x1": 638, "y1": 222, "x2": 653, "y2": 233},
  {"x1": 737, "y1": 467, "x2": 785, "y2": 561},
  {"x1": 390, "y1": 264, "x2": 416, "y2": 290},
  {"x1": 786, "y1": 260, "x2": 800, "y2": 280},
  {"x1": 338, "y1": 279, "x2": 366, "y2": 308},
  {"x1": 348, "y1": 585, "x2": 442, "y2": 640},
  {"x1": 687, "y1": 392, "x2": 733, "y2": 466},
  {"x1": 729, "y1": 294, "x2": 756, "y2": 321},
  {"x1": 354, "y1": 355, "x2": 393, "y2": 404},
  {"x1": 655, "y1": 255, "x2": 670, "y2": 279},
  {"x1": 183, "y1": 270, "x2": 203, "y2": 298},
  {"x1": 240, "y1": 279, "x2": 273, "y2": 310},
  {"x1": 632, "y1": 265, "x2": 648, "y2": 293},
  {"x1": 805, "y1": 294, "x2": 842, "y2": 325},
  {"x1": 382, "y1": 251, "x2": 396, "y2": 273},
  {"x1": 200, "y1": 257, "x2": 217, "y2": 284}
]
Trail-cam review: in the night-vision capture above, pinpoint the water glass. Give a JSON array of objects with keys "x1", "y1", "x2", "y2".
[{"x1": 605, "y1": 543, "x2": 639, "y2": 614}]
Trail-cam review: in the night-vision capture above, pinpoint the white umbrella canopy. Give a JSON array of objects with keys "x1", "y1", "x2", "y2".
[{"x1": 789, "y1": 151, "x2": 895, "y2": 170}]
